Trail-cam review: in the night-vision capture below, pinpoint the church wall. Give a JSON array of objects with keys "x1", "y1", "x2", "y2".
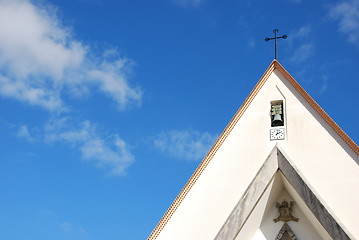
[
  {"x1": 272, "y1": 70, "x2": 359, "y2": 238},
  {"x1": 233, "y1": 172, "x2": 331, "y2": 240},
  {"x1": 259, "y1": 183, "x2": 330, "y2": 240},
  {"x1": 154, "y1": 65, "x2": 359, "y2": 240},
  {"x1": 157, "y1": 73, "x2": 282, "y2": 239}
]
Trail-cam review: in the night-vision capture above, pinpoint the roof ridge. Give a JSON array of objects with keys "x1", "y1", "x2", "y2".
[
  {"x1": 273, "y1": 60, "x2": 358, "y2": 156},
  {"x1": 148, "y1": 60, "x2": 358, "y2": 240},
  {"x1": 148, "y1": 61, "x2": 277, "y2": 240}
]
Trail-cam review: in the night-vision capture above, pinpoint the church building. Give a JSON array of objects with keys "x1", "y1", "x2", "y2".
[{"x1": 148, "y1": 60, "x2": 359, "y2": 240}]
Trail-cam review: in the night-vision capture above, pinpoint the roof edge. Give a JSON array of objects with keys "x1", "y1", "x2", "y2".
[
  {"x1": 148, "y1": 60, "x2": 358, "y2": 240},
  {"x1": 148, "y1": 61, "x2": 277, "y2": 240},
  {"x1": 273, "y1": 60, "x2": 359, "y2": 156}
]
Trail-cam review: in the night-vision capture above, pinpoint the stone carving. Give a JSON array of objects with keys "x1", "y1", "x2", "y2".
[
  {"x1": 274, "y1": 200, "x2": 299, "y2": 223},
  {"x1": 275, "y1": 223, "x2": 297, "y2": 240}
]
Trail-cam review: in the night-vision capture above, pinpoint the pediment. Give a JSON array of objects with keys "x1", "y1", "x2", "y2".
[
  {"x1": 215, "y1": 146, "x2": 350, "y2": 240},
  {"x1": 149, "y1": 61, "x2": 359, "y2": 240}
]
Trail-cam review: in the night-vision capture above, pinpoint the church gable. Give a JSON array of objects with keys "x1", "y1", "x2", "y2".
[
  {"x1": 215, "y1": 146, "x2": 349, "y2": 240},
  {"x1": 149, "y1": 61, "x2": 359, "y2": 240}
]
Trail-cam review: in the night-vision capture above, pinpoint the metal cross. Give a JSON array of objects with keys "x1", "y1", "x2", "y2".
[{"x1": 265, "y1": 29, "x2": 288, "y2": 60}]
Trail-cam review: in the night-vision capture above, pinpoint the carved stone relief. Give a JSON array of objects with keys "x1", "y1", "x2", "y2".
[
  {"x1": 273, "y1": 200, "x2": 299, "y2": 223},
  {"x1": 275, "y1": 223, "x2": 297, "y2": 240},
  {"x1": 274, "y1": 200, "x2": 298, "y2": 240}
]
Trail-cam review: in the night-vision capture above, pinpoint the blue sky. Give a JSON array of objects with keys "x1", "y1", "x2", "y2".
[{"x1": 0, "y1": 0, "x2": 358, "y2": 239}]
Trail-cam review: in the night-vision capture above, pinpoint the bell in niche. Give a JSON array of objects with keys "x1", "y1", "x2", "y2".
[
  {"x1": 272, "y1": 113, "x2": 283, "y2": 126},
  {"x1": 271, "y1": 103, "x2": 284, "y2": 127}
]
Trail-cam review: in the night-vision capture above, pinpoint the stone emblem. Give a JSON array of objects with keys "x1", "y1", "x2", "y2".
[
  {"x1": 275, "y1": 223, "x2": 297, "y2": 240},
  {"x1": 273, "y1": 200, "x2": 299, "y2": 223}
]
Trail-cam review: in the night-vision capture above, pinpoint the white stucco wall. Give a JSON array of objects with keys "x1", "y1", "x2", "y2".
[
  {"x1": 235, "y1": 173, "x2": 331, "y2": 240},
  {"x1": 155, "y1": 68, "x2": 359, "y2": 240}
]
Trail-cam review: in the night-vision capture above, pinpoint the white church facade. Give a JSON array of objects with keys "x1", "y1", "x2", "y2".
[{"x1": 148, "y1": 60, "x2": 359, "y2": 240}]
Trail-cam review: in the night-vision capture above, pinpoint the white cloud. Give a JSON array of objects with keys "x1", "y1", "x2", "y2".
[
  {"x1": 80, "y1": 136, "x2": 133, "y2": 175},
  {"x1": 17, "y1": 125, "x2": 35, "y2": 142},
  {"x1": 61, "y1": 221, "x2": 72, "y2": 232},
  {"x1": 152, "y1": 130, "x2": 217, "y2": 161},
  {"x1": 87, "y1": 58, "x2": 142, "y2": 110},
  {"x1": 0, "y1": 0, "x2": 141, "y2": 111},
  {"x1": 78, "y1": 227, "x2": 86, "y2": 234},
  {"x1": 60, "y1": 220, "x2": 86, "y2": 234},
  {"x1": 248, "y1": 39, "x2": 256, "y2": 48},
  {"x1": 292, "y1": 26, "x2": 312, "y2": 39},
  {"x1": 45, "y1": 117, "x2": 134, "y2": 175},
  {"x1": 289, "y1": 43, "x2": 315, "y2": 63},
  {"x1": 329, "y1": 0, "x2": 359, "y2": 45},
  {"x1": 0, "y1": 75, "x2": 63, "y2": 110},
  {"x1": 288, "y1": 26, "x2": 315, "y2": 62},
  {"x1": 287, "y1": 26, "x2": 312, "y2": 47},
  {"x1": 319, "y1": 75, "x2": 329, "y2": 94}
]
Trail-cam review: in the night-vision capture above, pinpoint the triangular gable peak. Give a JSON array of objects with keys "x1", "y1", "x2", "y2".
[
  {"x1": 215, "y1": 146, "x2": 351, "y2": 240},
  {"x1": 272, "y1": 61, "x2": 358, "y2": 157},
  {"x1": 149, "y1": 61, "x2": 359, "y2": 240}
]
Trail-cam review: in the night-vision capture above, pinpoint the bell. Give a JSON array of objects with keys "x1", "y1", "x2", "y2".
[{"x1": 272, "y1": 114, "x2": 283, "y2": 126}]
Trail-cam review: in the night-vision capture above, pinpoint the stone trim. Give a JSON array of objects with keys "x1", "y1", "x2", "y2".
[
  {"x1": 214, "y1": 147, "x2": 279, "y2": 240},
  {"x1": 277, "y1": 148, "x2": 351, "y2": 240},
  {"x1": 274, "y1": 61, "x2": 359, "y2": 157},
  {"x1": 148, "y1": 60, "x2": 358, "y2": 239},
  {"x1": 275, "y1": 223, "x2": 297, "y2": 240},
  {"x1": 214, "y1": 147, "x2": 351, "y2": 240},
  {"x1": 147, "y1": 61, "x2": 275, "y2": 240}
]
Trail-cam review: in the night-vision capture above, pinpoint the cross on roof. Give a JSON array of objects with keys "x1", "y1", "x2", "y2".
[{"x1": 265, "y1": 29, "x2": 288, "y2": 60}]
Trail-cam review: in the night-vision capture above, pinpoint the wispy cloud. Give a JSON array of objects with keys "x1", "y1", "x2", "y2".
[
  {"x1": 60, "y1": 221, "x2": 86, "y2": 234},
  {"x1": 42, "y1": 210, "x2": 86, "y2": 235},
  {"x1": 0, "y1": 0, "x2": 141, "y2": 111},
  {"x1": 173, "y1": 0, "x2": 203, "y2": 8},
  {"x1": 1, "y1": 0, "x2": 139, "y2": 176},
  {"x1": 151, "y1": 129, "x2": 217, "y2": 161},
  {"x1": 61, "y1": 221, "x2": 73, "y2": 232},
  {"x1": 248, "y1": 38, "x2": 256, "y2": 48},
  {"x1": 329, "y1": 0, "x2": 359, "y2": 46},
  {"x1": 288, "y1": 26, "x2": 315, "y2": 62},
  {"x1": 289, "y1": 43, "x2": 315, "y2": 63},
  {"x1": 291, "y1": 25, "x2": 312, "y2": 39},
  {"x1": 319, "y1": 76, "x2": 329, "y2": 94},
  {"x1": 17, "y1": 125, "x2": 35, "y2": 142},
  {"x1": 44, "y1": 117, "x2": 134, "y2": 175}
]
